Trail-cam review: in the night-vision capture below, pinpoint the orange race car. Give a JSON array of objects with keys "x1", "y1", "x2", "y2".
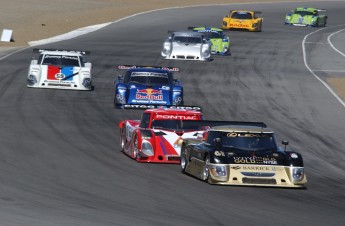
[{"x1": 222, "y1": 10, "x2": 263, "y2": 32}]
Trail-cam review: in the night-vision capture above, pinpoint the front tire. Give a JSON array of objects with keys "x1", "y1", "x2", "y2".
[
  {"x1": 132, "y1": 136, "x2": 139, "y2": 159},
  {"x1": 180, "y1": 145, "x2": 188, "y2": 173},
  {"x1": 120, "y1": 128, "x2": 126, "y2": 152},
  {"x1": 201, "y1": 155, "x2": 210, "y2": 182}
]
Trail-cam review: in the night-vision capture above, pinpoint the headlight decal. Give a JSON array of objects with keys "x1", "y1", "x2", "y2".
[
  {"x1": 141, "y1": 140, "x2": 154, "y2": 156},
  {"x1": 28, "y1": 74, "x2": 37, "y2": 85},
  {"x1": 291, "y1": 167, "x2": 305, "y2": 182}
]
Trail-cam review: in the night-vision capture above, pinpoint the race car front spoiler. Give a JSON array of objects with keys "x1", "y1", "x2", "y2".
[{"x1": 121, "y1": 104, "x2": 202, "y2": 111}]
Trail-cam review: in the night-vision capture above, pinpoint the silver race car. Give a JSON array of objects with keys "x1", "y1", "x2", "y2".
[
  {"x1": 27, "y1": 49, "x2": 92, "y2": 90},
  {"x1": 161, "y1": 31, "x2": 211, "y2": 61}
]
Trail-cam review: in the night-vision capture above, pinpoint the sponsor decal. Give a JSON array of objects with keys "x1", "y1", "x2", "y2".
[
  {"x1": 229, "y1": 23, "x2": 249, "y2": 28},
  {"x1": 233, "y1": 156, "x2": 278, "y2": 165},
  {"x1": 47, "y1": 65, "x2": 74, "y2": 81},
  {"x1": 167, "y1": 106, "x2": 202, "y2": 111},
  {"x1": 55, "y1": 73, "x2": 65, "y2": 80},
  {"x1": 242, "y1": 166, "x2": 280, "y2": 171},
  {"x1": 124, "y1": 104, "x2": 155, "y2": 109},
  {"x1": 290, "y1": 153, "x2": 298, "y2": 159},
  {"x1": 197, "y1": 29, "x2": 219, "y2": 34},
  {"x1": 131, "y1": 72, "x2": 168, "y2": 77},
  {"x1": 154, "y1": 115, "x2": 198, "y2": 120},
  {"x1": 227, "y1": 133, "x2": 270, "y2": 138},
  {"x1": 214, "y1": 151, "x2": 225, "y2": 157},
  {"x1": 136, "y1": 88, "x2": 163, "y2": 100},
  {"x1": 44, "y1": 55, "x2": 79, "y2": 61},
  {"x1": 231, "y1": 166, "x2": 241, "y2": 170}
]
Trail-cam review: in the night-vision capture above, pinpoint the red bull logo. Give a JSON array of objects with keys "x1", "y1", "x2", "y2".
[{"x1": 136, "y1": 88, "x2": 163, "y2": 100}]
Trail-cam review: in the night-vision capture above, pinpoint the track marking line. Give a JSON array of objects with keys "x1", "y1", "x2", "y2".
[
  {"x1": 302, "y1": 25, "x2": 345, "y2": 108},
  {"x1": 312, "y1": 70, "x2": 345, "y2": 72},
  {"x1": 304, "y1": 42, "x2": 325, "y2": 44},
  {"x1": 328, "y1": 29, "x2": 345, "y2": 57}
]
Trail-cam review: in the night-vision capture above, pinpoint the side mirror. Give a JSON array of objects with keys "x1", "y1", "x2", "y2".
[
  {"x1": 282, "y1": 140, "x2": 289, "y2": 151},
  {"x1": 173, "y1": 78, "x2": 180, "y2": 85},
  {"x1": 116, "y1": 74, "x2": 124, "y2": 83}
]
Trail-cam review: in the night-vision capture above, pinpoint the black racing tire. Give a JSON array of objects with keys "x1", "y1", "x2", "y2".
[
  {"x1": 132, "y1": 135, "x2": 139, "y2": 160},
  {"x1": 120, "y1": 128, "x2": 126, "y2": 152},
  {"x1": 180, "y1": 145, "x2": 188, "y2": 173},
  {"x1": 201, "y1": 155, "x2": 210, "y2": 182},
  {"x1": 315, "y1": 18, "x2": 320, "y2": 27}
]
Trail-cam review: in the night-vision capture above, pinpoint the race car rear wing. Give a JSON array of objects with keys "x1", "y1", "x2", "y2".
[
  {"x1": 33, "y1": 48, "x2": 90, "y2": 55},
  {"x1": 150, "y1": 120, "x2": 267, "y2": 132},
  {"x1": 178, "y1": 120, "x2": 267, "y2": 129},
  {"x1": 118, "y1": 65, "x2": 179, "y2": 72},
  {"x1": 187, "y1": 27, "x2": 224, "y2": 32},
  {"x1": 228, "y1": 10, "x2": 262, "y2": 14},
  {"x1": 316, "y1": 9, "x2": 326, "y2": 14},
  {"x1": 122, "y1": 104, "x2": 202, "y2": 111}
]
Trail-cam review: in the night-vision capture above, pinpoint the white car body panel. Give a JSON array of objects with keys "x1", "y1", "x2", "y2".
[
  {"x1": 161, "y1": 31, "x2": 211, "y2": 61},
  {"x1": 27, "y1": 49, "x2": 92, "y2": 90}
]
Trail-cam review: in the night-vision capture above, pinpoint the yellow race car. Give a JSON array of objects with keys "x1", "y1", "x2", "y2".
[{"x1": 222, "y1": 10, "x2": 263, "y2": 32}]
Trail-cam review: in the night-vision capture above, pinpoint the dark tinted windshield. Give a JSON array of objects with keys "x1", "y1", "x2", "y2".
[
  {"x1": 231, "y1": 12, "x2": 253, "y2": 19},
  {"x1": 173, "y1": 36, "x2": 202, "y2": 44},
  {"x1": 197, "y1": 31, "x2": 222, "y2": 39},
  {"x1": 294, "y1": 10, "x2": 317, "y2": 16},
  {"x1": 125, "y1": 71, "x2": 171, "y2": 85},
  {"x1": 41, "y1": 54, "x2": 81, "y2": 67},
  {"x1": 211, "y1": 131, "x2": 277, "y2": 150},
  {"x1": 152, "y1": 120, "x2": 201, "y2": 131}
]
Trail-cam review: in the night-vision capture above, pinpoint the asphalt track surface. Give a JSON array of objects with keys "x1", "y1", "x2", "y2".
[{"x1": 0, "y1": 1, "x2": 345, "y2": 226}]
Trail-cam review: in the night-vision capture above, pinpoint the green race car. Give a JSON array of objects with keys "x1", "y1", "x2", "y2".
[
  {"x1": 189, "y1": 26, "x2": 230, "y2": 55},
  {"x1": 285, "y1": 7, "x2": 327, "y2": 27}
]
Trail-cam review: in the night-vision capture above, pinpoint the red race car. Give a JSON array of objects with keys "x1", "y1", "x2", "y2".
[{"x1": 118, "y1": 107, "x2": 204, "y2": 163}]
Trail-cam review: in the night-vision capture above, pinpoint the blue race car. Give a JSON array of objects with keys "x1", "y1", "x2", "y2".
[{"x1": 114, "y1": 65, "x2": 183, "y2": 109}]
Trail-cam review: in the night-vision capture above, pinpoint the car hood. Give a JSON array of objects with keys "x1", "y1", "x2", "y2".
[
  {"x1": 152, "y1": 130, "x2": 200, "y2": 156},
  {"x1": 210, "y1": 38, "x2": 223, "y2": 51},
  {"x1": 128, "y1": 84, "x2": 171, "y2": 105},
  {"x1": 172, "y1": 42, "x2": 202, "y2": 55},
  {"x1": 290, "y1": 14, "x2": 315, "y2": 24},
  {"x1": 42, "y1": 65, "x2": 81, "y2": 81}
]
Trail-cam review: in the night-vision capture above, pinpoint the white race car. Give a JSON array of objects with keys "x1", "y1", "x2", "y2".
[
  {"x1": 161, "y1": 31, "x2": 211, "y2": 61},
  {"x1": 27, "y1": 49, "x2": 92, "y2": 90}
]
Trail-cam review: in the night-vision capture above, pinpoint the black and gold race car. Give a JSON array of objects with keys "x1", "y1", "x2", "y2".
[{"x1": 180, "y1": 121, "x2": 307, "y2": 188}]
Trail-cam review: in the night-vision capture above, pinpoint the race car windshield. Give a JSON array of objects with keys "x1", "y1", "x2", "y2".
[
  {"x1": 173, "y1": 36, "x2": 202, "y2": 44},
  {"x1": 294, "y1": 11, "x2": 316, "y2": 16},
  {"x1": 126, "y1": 72, "x2": 171, "y2": 85},
  {"x1": 217, "y1": 132, "x2": 277, "y2": 150},
  {"x1": 152, "y1": 120, "x2": 201, "y2": 131},
  {"x1": 231, "y1": 12, "x2": 253, "y2": 19},
  {"x1": 41, "y1": 54, "x2": 81, "y2": 67},
  {"x1": 198, "y1": 31, "x2": 222, "y2": 39}
]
